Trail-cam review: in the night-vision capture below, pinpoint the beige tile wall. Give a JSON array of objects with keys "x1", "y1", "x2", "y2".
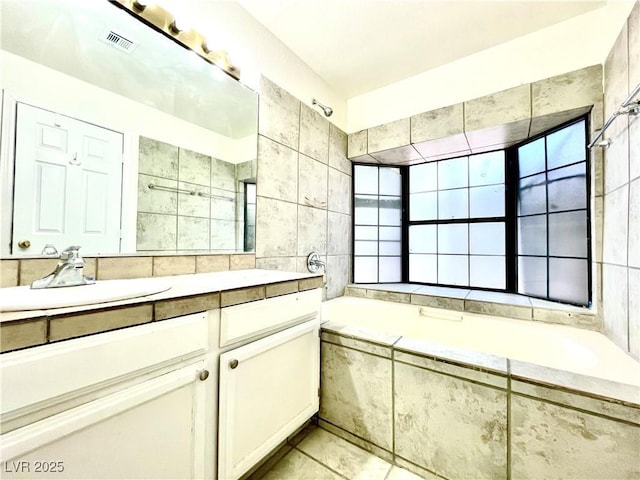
[
  {"x1": 602, "y1": 1, "x2": 640, "y2": 359},
  {"x1": 0, "y1": 254, "x2": 256, "y2": 286},
  {"x1": 255, "y1": 77, "x2": 352, "y2": 300},
  {"x1": 137, "y1": 136, "x2": 243, "y2": 253},
  {"x1": 347, "y1": 66, "x2": 601, "y2": 163}
]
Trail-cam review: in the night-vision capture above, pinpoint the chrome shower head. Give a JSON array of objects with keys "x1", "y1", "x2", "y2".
[{"x1": 312, "y1": 98, "x2": 333, "y2": 117}]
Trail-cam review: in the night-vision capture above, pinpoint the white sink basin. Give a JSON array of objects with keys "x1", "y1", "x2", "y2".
[{"x1": 0, "y1": 279, "x2": 171, "y2": 312}]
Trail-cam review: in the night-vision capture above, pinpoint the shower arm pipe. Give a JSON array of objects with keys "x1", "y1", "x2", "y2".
[{"x1": 588, "y1": 82, "x2": 640, "y2": 148}]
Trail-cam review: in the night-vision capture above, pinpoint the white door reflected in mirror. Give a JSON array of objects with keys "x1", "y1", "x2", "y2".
[{"x1": 13, "y1": 103, "x2": 123, "y2": 256}]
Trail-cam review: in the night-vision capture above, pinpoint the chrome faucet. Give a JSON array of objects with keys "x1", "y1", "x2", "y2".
[
  {"x1": 31, "y1": 245, "x2": 95, "y2": 289},
  {"x1": 306, "y1": 252, "x2": 325, "y2": 273}
]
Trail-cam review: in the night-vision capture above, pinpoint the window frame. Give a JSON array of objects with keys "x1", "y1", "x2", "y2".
[
  {"x1": 405, "y1": 150, "x2": 508, "y2": 290},
  {"x1": 351, "y1": 164, "x2": 403, "y2": 283},
  {"x1": 512, "y1": 115, "x2": 592, "y2": 306},
  {"x1": 351, "y1": 114, "x2": 592, "y2": 307}
]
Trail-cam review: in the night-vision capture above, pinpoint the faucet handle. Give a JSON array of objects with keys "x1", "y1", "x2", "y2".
[
  {"x1": 41, "y1": 244, "x2": 59, "y2": 256},
  {"x1": 60, "y1": 245, "x2": 82, "y2": 260},
  {"x1": 306, "y1": 251, "x2": 325, "y2": 273}
]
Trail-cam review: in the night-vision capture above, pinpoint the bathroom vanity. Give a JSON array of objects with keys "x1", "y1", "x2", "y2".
[{"x1": 0, "y1": 269, "x2": 324, "y2": 480}]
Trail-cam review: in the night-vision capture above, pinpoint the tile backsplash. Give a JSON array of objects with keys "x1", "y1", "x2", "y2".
[{"x1": 1, "y1": 254, "x2": 256, "y2": 287}]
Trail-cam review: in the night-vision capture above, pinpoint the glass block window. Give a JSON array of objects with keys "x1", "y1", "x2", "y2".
[
  {"x1": 353, "y1": 165, "x2": 402, "y2": 283},
  {"x1": 517, "y1": 118, "x2": 590, "y2": 305},
  {"x1": 408, "y1": 151, "x2": 506, "y2": 288},
  {"x1": 351, "y1": 115, "x2": 590, "y2": 306}
]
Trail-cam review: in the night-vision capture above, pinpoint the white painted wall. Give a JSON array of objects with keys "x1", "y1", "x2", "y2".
[
  {"x1": 0, "y1": 51, "x2": 245, "y2": 162},
  {"x1": 347, "y1": 2, "x2": 636, "y2": 133},
  {"x1": 157, "y1": 0, "x2": 348, "y2": 131}
]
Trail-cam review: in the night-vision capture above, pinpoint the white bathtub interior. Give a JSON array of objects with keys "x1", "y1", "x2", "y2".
[{"x1": 322, "y1": 296, "x2": 640, "y2": 388}]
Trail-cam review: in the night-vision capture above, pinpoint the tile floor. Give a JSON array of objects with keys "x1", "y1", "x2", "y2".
[{"x1": 256, "y1": 426, "x2": 423, "y2": 480}]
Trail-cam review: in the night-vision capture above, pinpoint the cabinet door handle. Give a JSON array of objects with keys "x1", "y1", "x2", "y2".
[
  {"x1": 229, "y1": 359, "x2": 239, "y2": 369},
  {"x1": 199, "y1": 369, "x2": 210, "y2": 381}
]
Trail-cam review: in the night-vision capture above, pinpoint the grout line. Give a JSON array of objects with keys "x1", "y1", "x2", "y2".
[
  {"x1": 325, "y1": 122, "x2": 331, "y2": 276},
  {"x1": 506, "y1": 366, "x2": 512, "y2": 480},
  {"x1": 292, "y1": 448, "x2": 351, "y2": 480},
  {"x1": 626, "y1": 18, "x2": 632, "y2": 354},
  {"x1": 391, "y1": 345, "x2": 396, "y2": 465},
  {"x1": 393, "y1": 455, "x2": 449, "y2": 480},
  {"x1": 296, "y1": 102, "x2": 302, "y2": 268},
  {"x1": 511, "y1": 390, "x2": 640, "y2": 427},
  {"x1": 322, "y1": 338, "x2": 393, "y2": 361},
  {"x1": 318, "y1": 418, "x2": 393, "y2": 456},
  {"x1": 382, "y1": 465, "x2": 394, "y2": 480},
  {"x1": 394, "y1": 357, "x2": 508, "y2": 391}
]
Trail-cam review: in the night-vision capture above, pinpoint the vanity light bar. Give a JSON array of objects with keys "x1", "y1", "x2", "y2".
[{"x1": 110, "y1": 0, "x2": 240, "y2": 80}]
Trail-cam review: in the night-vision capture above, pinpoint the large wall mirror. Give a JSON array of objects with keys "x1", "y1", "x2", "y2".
[{"x1": 0, "y1": 0, "x2": 258, "y2": 257}]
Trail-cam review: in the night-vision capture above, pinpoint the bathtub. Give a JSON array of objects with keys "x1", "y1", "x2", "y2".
[
  {"x1": 318, "y1": 296, "x2": 640, "y2": 480},
  {"x1": 321, "y1": 296, "x2": 640, "y2": 388}
]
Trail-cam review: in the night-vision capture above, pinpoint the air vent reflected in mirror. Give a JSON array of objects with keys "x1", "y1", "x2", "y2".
[{"x1": 100, "y1": 30, "x2": 137, "y2": 54}]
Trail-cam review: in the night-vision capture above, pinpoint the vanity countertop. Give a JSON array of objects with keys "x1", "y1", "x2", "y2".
[{"x1": 0, "y1": 269, "x2": 324, "y2": 352}]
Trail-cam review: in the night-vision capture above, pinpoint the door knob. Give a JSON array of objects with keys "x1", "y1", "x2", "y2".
[
  {"x1": 229, "y1": 359, "x2": 239, "y2": 369},
  {"x1": 18, "y1": 240, "x2": 31, "y2": 249},
  {"x1": 199, "y1": 369, "x2": 210, "y2": 381}
]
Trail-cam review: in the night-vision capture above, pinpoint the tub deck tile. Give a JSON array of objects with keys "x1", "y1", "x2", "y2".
[
  {"x1": 365, "y1": 289, "x2": 411, "y2": 304},
  {"x1": 345, "y1": 283, "x2": 603, "y2": 330},
  {"x1": 321, "y1": 320, "x2": 401, "y2": 347},
  {"x1": 412, "y1": 285, "x2": 471, "y2": 298},
  {"x1": 343, "y1": 286, "x2": 367, "y2": 297},
  {"x1": 512, "y1": 379, "x2": 640, "y2": 425},
  {"x1": 410, "y1": 294, "x2": 465, "y2": 311},
  {"x1": 321, "y1": 330, "x2": 396, "y2": 358},
  {"x1": 464, "y1": 300, "x2": 532, "y2": 320},
  {"x1": 394, "y1": 361, "x2": 508, "y2": 480},
  {"x1": 511, "y1": 394, "x2": 640, "y2": 480},
  {"x1": 320, "y1": 342, "x2": 393, "y2": 451},
  {"x1": 466, "y1": 290, "x2": 532, "y2": 306},
  {"x1": 321, "y1": 322, "x2": 400, "y2": 347},
  {"x1": 395, "y1": 349, "x2": 508, "y2": 389},
  {"x1": 361, "y1": 283, "x2": 423, "y2": 293},
  {"x1": 532, "y1": 307, "x2": 600, "y2": 330},
  {"x1": 395, "y1": 337, "x2": 509, "y2": 378},
  {"x1": 510, "y1": 359, "x2": 640, "y2": 407}
]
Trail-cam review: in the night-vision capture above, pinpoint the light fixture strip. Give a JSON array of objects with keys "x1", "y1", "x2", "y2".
[{"x1": 110, "y1": 0, "x2": 240, "y2": 80}]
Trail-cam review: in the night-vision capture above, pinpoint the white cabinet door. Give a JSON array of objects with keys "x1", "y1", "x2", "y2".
[
  {"x1": 218, "y1": 320, "x2": 320, "y2": 480},
  {"x1": 12, "y1": 103, "x2": 123, "y2": 256},
  {"x1": 1, "y1": 360, "x2": 210, "y2": 480}
]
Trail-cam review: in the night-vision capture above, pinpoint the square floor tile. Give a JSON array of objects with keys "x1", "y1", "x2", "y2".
[
  {"x1": 260, "y1": 449, "x2": 342, "y2": 480},
  {"x1": 297, "y1": 428, "x2": 392, "y2": 480}
]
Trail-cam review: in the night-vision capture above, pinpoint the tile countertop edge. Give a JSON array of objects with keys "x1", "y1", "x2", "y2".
[{"x1": 0, "y1": 270, "x2": 324, "y2": 323}]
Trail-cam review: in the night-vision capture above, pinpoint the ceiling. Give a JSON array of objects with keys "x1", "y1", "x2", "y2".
[{"x1": 238, "y1": 0, "x2": 606, "y2": 98}]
